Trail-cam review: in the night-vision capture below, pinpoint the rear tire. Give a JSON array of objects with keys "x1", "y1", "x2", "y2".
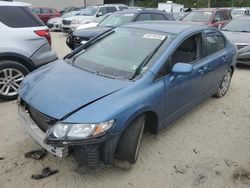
[
  {"x1": 215, "y1": 68, "x2": 232, "y2": 98},
  {"x1": 0, "y1": 60, "x2": 29, "y2": 100},
  {"x1": 115, "y1": 115, "x2": 145, "y2": 169}
]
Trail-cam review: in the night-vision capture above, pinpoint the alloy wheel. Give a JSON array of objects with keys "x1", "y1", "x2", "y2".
[{"x1": 0, "y1": 68, "x2": 24, "y2": 97}]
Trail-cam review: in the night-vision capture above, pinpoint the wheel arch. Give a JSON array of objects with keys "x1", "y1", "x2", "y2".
[{"x1": 0, "y1": 53, "x2": 35, "y2": 72}]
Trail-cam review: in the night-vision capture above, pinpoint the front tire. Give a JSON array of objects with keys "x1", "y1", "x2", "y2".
[
  {"x1": 215, "y1": 68, "x2": 232, "y2": 98},
  {"x1": 0, "y1": 60, "x2": 29, "y2": 100},
  {"x1": 115, "y1": 115, "x2": 145, "y2": 169}
]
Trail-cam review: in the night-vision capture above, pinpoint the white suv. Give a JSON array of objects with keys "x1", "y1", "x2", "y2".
[
  {"x1": 0, "y1": 1, "x2": 57, "y2": 100},
  {"x1": 62, "y1": 4, "x2": 128, "y2": 33}
]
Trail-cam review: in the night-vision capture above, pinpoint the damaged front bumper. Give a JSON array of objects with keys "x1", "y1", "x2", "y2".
[{"x1": 18, "y1": 104, "x2": 68, "y2": 157}]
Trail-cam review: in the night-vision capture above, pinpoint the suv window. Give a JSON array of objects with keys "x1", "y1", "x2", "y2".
[
  {"x1": 205, "y1": 31, "x2": 225, "y2": 56},
  {"x1": 136, "y1": 13, "x2": 152, "y2": 21},
  {"x1": 107, "y1": 7, "x2": 117, "y2": 13},
  {"x1": 214, "y1": 11, "x2": 223, "y2": 21},
  {"x1": 171, "y1": 33, "x2": 202, "y2": 65},
  {"x1": 0, "y1": 6, "x2": 44, "y2": 28},
  {"x1": 41, "y1": 8, "x2": 52, "y2": 14},
  {"x1": 152, "y1": 13, "x2": 166, "y2": 20}
]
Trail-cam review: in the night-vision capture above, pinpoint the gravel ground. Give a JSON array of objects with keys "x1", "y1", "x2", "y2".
[{"x1": 0, "y1": 32, "x2": 250, "y2": 188}]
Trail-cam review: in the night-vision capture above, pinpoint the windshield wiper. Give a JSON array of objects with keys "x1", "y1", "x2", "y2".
[
  {"x1": 130, "y1": 37, "x2": 167, "y2": 80},
  {"x1": 240, "y1": 30, "x2": 250, "y2": 33}
]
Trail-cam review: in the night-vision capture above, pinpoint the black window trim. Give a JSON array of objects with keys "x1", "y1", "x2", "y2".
[{"x1": 204, "y1": 29, "x2": 226, "y2": 57}]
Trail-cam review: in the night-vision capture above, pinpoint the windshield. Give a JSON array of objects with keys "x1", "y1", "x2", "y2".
[
  {"x1": 73, "y1": 28, "x2": 171, "y2": 80},
  {"x1": 182, "y1": 11, "x2": 213, "y2": 22},
  {"x1": 222, "y1": 19, "x2": 250, "y2": 32},
  {"x1": 62, "y1": 11, "x2": 80, "y2": 18},
  {"x1": 99, "y1": 13, "x2": 135, "y2": 27},
  {"x1": 80, "y1": 7, "x2": 98, "y2": 16}
]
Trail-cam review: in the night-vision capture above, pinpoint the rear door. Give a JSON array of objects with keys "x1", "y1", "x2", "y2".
[{"x1": 200, "y1": 30, "x2": 228, "y2": 95}]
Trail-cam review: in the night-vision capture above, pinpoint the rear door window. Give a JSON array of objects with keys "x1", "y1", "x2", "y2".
[
  {"x1": 0, "y1": 6, "x2": 44, "y2": 28},
  {"x1": 205, "y1": 30, "x2": 225, "y2": 56},
  {"x1": 152, "y1": 13, "x2": 166, "y2": 20}
]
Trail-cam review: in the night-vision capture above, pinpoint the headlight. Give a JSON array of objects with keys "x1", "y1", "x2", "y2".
[
  {"x1": 51, "y1": 120, "x2": 114, "y2": 139},
  {"x1": 71, "y1": 20, "x2": 80, "y2": 24}
]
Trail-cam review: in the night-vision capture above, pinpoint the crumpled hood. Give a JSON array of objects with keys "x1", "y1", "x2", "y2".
[
  {"x1": 73, "y1": 26, "x2": 112, "y2": 38},
  {"x1": 222, "y1": 31, "x2": 250, "y2": 44},
  {"x1": 18, "y1": 60, "x2": 130, "y2": 120}
]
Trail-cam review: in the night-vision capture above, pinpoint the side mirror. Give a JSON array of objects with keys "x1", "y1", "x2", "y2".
[
  {"x1": 96, "y1": 12, "x2": 103, "y2": 17},
  {"x1": 171, "y1": 63, "x2": 193, "y2": 75}
]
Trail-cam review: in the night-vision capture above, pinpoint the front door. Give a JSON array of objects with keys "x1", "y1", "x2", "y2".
[{"x1": 162, "y1": 32, "x2": 207, "y2": 125}]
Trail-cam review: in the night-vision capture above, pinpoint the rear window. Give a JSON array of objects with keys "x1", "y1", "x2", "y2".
[{"x1": 0, "y1": 6, "x2": 44, "y2": 28}]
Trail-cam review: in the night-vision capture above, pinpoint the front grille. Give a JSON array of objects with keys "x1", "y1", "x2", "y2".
[
  {"x1": 28, "y1": 106, "x2": 57, "y2": 133},
  {"x1": 62, "y1": 20, "x2": 71, "y2": 25},
  {"x1": 236, "y1": 45, "x2": 247, "y2": 50}
]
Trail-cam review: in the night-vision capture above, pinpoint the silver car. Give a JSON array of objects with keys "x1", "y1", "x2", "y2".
[
  {"x1": 221, "y1": 16, "x2": 250, "y2": 65},
  {"x1": 0, "y1": 1, "x2": 57, "y2": 100}
]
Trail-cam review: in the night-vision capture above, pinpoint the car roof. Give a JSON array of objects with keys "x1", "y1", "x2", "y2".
[
  {"x1": 113, "y1": 9, "x2": 172, "y2": 15},
  {"x1": 123, "y1": 21, "x2": 207, "y2": 35},
  {"x1": 0, "y1": 0, "x2": 31, "y2": 6}
]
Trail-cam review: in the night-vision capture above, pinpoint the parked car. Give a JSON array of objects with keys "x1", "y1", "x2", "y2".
[
  {"x1": 47, "y1": 10, "x2": 82, "y2": 31},
  {"x1": 62, "y1": 4, "x2": 128, "y2": 33},
  {"x1": 18, "y1": 21, "x2": 236, "y2": 169},
  {"x1": 231, "y1": 8, "x2": 250, "y2": 18},
  {"x1": 0, "y1": 1, "x2": 57, "y2": 100},
  {"x1": 31, "y1": 7, "x2": 61, "y2": 24},
  {"x1": 221, "y1": 16, "x2": 250, "y2": 65},
  {"x1": 66, "y1": 10, "x2": 175, "y2": 50},
  {"x1": 181, "y1": 8, "x2": 232, "y2": 28},
  {"x1": 76, "y1": 13, "x2": 112, "y2": 31}
]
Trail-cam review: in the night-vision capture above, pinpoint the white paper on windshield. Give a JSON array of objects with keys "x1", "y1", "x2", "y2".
[{"x1": 143, "y1": 34, "x2": 166, "y2": 41}]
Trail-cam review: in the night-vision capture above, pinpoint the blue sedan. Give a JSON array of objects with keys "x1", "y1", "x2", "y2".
[{"x1": 18, "y1": 21, "x2": 237, "y2": 169}]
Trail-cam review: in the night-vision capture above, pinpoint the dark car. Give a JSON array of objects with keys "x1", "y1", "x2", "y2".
[
  {"x1": 66, "y1": 10, "x2": 175, "y2": 50},
  {"x1": 181, "y1": 8, "x2": 232, "y2": 28},
  {"x1": 31, "y1": 7, "x2": 61, "y2": 24},
  {"x1": 18, "y1": 21, "x2": 236, "y2": 169}
]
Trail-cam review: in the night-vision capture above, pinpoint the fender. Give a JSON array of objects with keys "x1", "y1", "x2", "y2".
[{"x1": 0, "y1": 52, "x2": 36, "y2": 71}]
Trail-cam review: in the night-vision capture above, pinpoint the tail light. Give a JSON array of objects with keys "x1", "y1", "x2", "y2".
[{"x1": 34, "y1": 29, "x2": 52, "y2": 45}]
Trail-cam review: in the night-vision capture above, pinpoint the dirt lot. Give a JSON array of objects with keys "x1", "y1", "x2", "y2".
[{"x1": 0, "y1": 32, "x2": 250, "y2": 188}]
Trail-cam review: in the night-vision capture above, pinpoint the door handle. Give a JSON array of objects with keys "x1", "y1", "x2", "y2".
[
  {"x1": 222, "y1": 55, "x2": 228, "y2": 62},
  {"x1": 198, "y1": 65, "x2": 208, "y2": 73}
]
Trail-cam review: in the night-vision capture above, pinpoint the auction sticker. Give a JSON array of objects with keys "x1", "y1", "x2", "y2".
[{"x1": 143, "y1": 33, "x2": 166, "y2": 41}]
